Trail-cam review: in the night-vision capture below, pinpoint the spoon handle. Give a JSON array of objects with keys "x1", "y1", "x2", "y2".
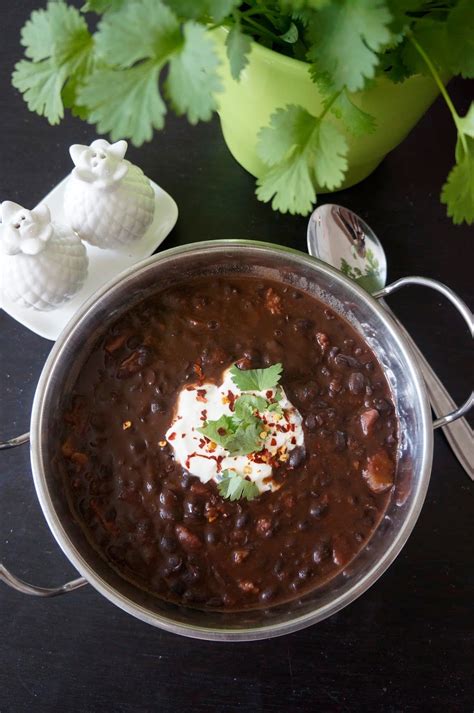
[{"x1": 380, "y1": 300, "x2": 473, "y2": 480}]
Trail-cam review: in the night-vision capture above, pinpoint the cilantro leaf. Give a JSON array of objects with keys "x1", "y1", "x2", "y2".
[
  {"x1": 458, "y1": 104, "x2": 474, "y2": 139},
  {"x1": 234, "y1": 394, "x2": 269, "y2": 420},
  {"x1": 198, "y1": 414, "x2": 264, "y2": 456},
  {"x1": 166, "y1": 22, "x2": 222, "y2": 124},
  {"x1": 95, "y1": 0, "x2": 181, "y2": 68},
  {"x1": 78, "y1": 62, "x2": 166, "y2": 145},
  {"x1": 225, "y1": 420, "x2": 265, "y2": 456},
  {"x1": 446, "y1": 0, "x2": 474, "y2": 79},
  {"x1": 441, "y1": 135, "x2": 474, "y2": 225},
  {"x1": 82, "y1": 0, "x2": 126, "y2": 12},
  {"x1": 218, "y1": 470, "x2": 260, "y2": 502},
  {"x1": 12, "y1": 60, "x2": 68, "y2": 125},
  {"x1": 256, "y1": 105, "x2": 348, "y2": 215},
  {"x1": 198, "y1": 414, "x2": 238, "y2": 449},
  {"x1": 12, "y1": 1, "x2": 94, "y2": 125},
  {"x1": 329, "y1": 90, "x2": 377, "y2": 136},
  {"x1": 162, "y1": 0, "x2": 239, "y2": 22},
  {"x1": 230, "y1": 362, "x2": 283, "y2": 391},
  {"x1": 226, "y1": 25, "x2": 252, "y2": 81},
  {"x1": 307, "y1": 0, "x2": 393, "y2": 92}
]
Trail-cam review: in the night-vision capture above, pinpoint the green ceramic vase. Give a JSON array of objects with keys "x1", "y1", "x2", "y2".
[{"x1": 213, "y1": 27, "x2": 441, "y2": 192}]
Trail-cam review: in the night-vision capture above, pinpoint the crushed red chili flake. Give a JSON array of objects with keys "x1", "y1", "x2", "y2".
[
  {"x1": 168, "y1": 432, "x2": 176, "y2": 441},
  {"x1": 193, "y1": 362, "x2": 204, "y2": 380},
  {"x1": 217, "y1": 427, "x2": 227, "y2": 436},
  {"x1": 196, "y1": 389, "x2": 207, "y2": 403},
  {"x1": 291, "y1": 436, "x2": 296, "y2": 445},
  {"x1": 200, "y1": 409, "x2": 207, "y2": 421},
  {"x1": 227, "y1": 390, "x2": 236, "y2": 411},
  {"x1": 271, "y1": 438, "x2": 277, "y2": 446},
  {"x1": 266, "y1": 390, "x2": 273, "y2": 399}
]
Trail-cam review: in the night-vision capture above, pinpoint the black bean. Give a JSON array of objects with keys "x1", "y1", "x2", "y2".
[
  {"x1": 273, "y1": 558, "x2": 284, "y2": 575},
  {"x1": 294, "y1": 381, "x2": 319, "y2": 406},
  {"x1": 162, "y1": 555, "x2": 183, "y2": 575},
  {"x1": 365, "y1": 361, "x2": 375, "y2": 372},
  {"x1": 335, "y1": 353, "x2": 360, "y2": 368},
  {"x1": 184, "y1": 498, "x2": 204, "y2": 520},
  {"x1": 182, "y1": 564, "x2": 201, "y2": 585},
  {"x1": 334, "y1": 431, "x2": 347, "y2": 452},
  {"x1": 207, "y1": 320, "x2": 219, "y2": 330},
  {"x1": 235, "y1": 512, "x2": 250, "y2": 529},
  {"x1": 348, "y1": 371, "x2": 365, "y2": 394},
  {"x1": 321, "y1": 366, "x2": 330, "y2": 377},
  {"x1": 159, "y1": 506, "x2": 177, "y2": 521},
  {"x1": 126, "y1": 335, "x2": 140, "y2": 350},
  {"x1": 374, "y1": 397, "x2": 392, "y2": 414},
  {"x1": 312, "y1": 541, "x2": 331, "y2": 564},
  {"x1": 288, "y1": 446, "x2": 306, "y2": 469},
  {"x1": 304, "y1": 414, "x2": 317, "y2": 431},
  {"x1": 298, "y1": 566, "x2": 311, "y2": 580},
  {"x1": 160, "y1": 535, "x2": 177, "y2": 552},
  {"x1": 297, "y1": 520, "x2": 310, "y2": 532},
  {"x1": 294, "y1": 318, "x2": 314, "y2": 332},
  {"x1": 309, "y1": 501, "x2": 328, "y2": 518},
  {"x1": 205, "y1": 529, "x2": 219, "y2": 545},
  {"x1": 329, "y1": 346, "x2": 340, "y2": 358},
  {"x1": 259, "y1": 587, "x2": 276, "y2": 604}
]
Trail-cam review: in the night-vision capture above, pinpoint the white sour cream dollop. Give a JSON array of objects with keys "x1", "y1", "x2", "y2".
[{"x1": 165, "y1": 367, "x2": 304, "y2": 493}]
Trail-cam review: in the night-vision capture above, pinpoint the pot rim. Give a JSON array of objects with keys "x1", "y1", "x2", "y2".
[{"x1": 30, "y1": 239, "x2": 433, "y2": 640}]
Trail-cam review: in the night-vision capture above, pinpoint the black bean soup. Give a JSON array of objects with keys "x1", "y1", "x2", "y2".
[{"x1": 60, "y1": 276, "x2": 397, "y2": 611}]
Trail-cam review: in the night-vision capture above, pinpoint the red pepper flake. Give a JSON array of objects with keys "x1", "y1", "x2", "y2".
[
  {"x1": 290, "y1": 423, "x2": 295, "y2": 432},
  {"x1": 168, "y1": 432, "x2": 176, "y2": 441},
  {"x1": 193, "y1": 362, "x2": 204, "y2": 381},
  {"x1": 216, "y1": 455, "x2": 224, "y2": 472},
  {"x1": 227, "y1": 390, "x2": 236, "y2": 411},
  {"x1": 266, "y1": 390, "x2": 273, "y2": 399},
  {"x1": 181, "y1": 433, "x2": 186, "y2": 438},
  {"x1": 291, "y1": 436, "x2": 296, "y2": 445},
  {"x1": 196, "y1": 389, "x2": 207, "y2": 403},
  {"x1": 186, "y1": 386, "x2": 195, "y2": 391},
  {"x1": 200, "y1": 409, "x2": 207, "y2": 421},
  {"x1": 198, "y1": 438, "x2": 206, "y2": 449},
  {"x1": 217, "y1": 427, "x2": 227, "y2": 436},
  {"x1": 271, "y1": 438, "x2": 277, "y2": 446}
]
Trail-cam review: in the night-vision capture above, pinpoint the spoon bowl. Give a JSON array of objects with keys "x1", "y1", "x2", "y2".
[{"x1": 307, "y1": 204, "x2": 387, "y2": 292}]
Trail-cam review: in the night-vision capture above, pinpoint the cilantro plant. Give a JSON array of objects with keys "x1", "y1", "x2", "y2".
[{"x1": 12, "y1": 0, "x2": 474, "y2": 224}]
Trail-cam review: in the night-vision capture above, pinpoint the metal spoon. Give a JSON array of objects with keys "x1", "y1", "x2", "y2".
[{"x1": 307, "y1": 204, "x2": 473, "y2": 479}]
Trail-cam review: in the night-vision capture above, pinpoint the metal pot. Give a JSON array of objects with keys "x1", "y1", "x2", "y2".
[{"x1": 1, "y1": 241, "x2": 472, "y2": 641}]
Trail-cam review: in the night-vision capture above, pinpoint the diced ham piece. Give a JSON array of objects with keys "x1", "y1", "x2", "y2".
[
  {"x1": 362, "y1": 450, "x2": 394, "y2": 493},
  {"x1": 360, "y1": 408, "x2": 379, "y2": 436}
]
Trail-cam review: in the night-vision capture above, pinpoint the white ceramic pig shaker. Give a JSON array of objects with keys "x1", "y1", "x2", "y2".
[
  {"x1": 0, "y1": 201, "x2": 88, "y2": 311},
  {"x1": 63, "y1": 139, "x2": 155, "y2": 250}
]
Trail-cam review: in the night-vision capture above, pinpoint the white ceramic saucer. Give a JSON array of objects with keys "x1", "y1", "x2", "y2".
[{"x1": 1, "y1": 174, "x2": 178, "y2": 341}]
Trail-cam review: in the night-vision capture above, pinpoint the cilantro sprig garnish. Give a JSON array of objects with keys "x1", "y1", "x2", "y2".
[
  {"x1": 198, "y1": 362, "x2": 284, "y2": 458},
  {"x1": 229, "y1": 363, "x2": 283, "y2": 391},
  {"x1": 217, "y1": 470, "x2": 259, "y2": 502},
  {"x1": 12, "y1": 1, "x2": 473, "y2": 224}
]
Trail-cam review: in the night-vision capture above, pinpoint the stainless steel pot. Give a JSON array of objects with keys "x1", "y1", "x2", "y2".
[{"x1": 1, "y1": 241, "x2": 472, "y2": 640}]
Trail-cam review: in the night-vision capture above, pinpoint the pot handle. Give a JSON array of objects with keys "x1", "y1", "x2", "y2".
[
  {"x1": 0, "y1": 432, "x2": 88, "y2": 596},
  {"x1": 373, "y1": 276, "x2": 473, "y2": 430}
]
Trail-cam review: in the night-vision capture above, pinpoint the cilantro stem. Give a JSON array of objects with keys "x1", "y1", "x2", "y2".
[
  {"x1": 240, "y1": 16, "x2": 288, "y2": 47},
  {"x1": 319, "y1": 90, "x2": 342, "y2": 120},
  {"x1": 408, "y1": 34, "x2": 466, "y2": 151}
]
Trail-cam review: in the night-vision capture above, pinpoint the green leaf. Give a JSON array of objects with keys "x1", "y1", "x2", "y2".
[
  {"x1": 280, "y1": 22, "x2": 299, "y2": 44},
  {"x1": 162, "y1": 0, "x2": 239, "y2": 22},
  {"x1": 166, "y1": 22, "x2": 222, "y2": 124},
  {"x1": 12, "y1": 59, "x2": 67, "y2": 124},
  {"x1": 20, "y1": 1, "x2": 91, "y2": 63},
  {"x1": 441, "y1": 136, "x2": 474, "y2": 225},
  {"x1": 12, "y1": 1, "x2": 94, "y2": 125},
  {"x1": 256, "y1": 105, "x2": 348, "y2": 215},
  {"x1": 198, "y1": 414, "x2": 238, "y2": 448},
  {"x1": 225, "y1": 420, "x2": 265, "y2": 456},
  {"x1": 95, "y1": 0, "x2": 181, "y2": 68},
  {"x1": 402, "y1": 19, "x2": 449, "y2": 76},
  {"x1": 446, "y1": 0, "x2": 474, "y2": 78},
  {"x1": 307, "y1": 0, "x2": 393, "y2": 92},
  {"x1": 329, "y1": 90, "x2": 377, "y2": 136},
  {"x1": 230, "y1": 363, "x2": 283, "y2": 391},
  {"x1": 217, "y1": 470, "x2": 259, "y2": 502},
  {"x1": 234, "y1": 394, "x2": 269, "y2": 419},
  {"x1": 77, "y1": 62, "x2": 166, "y2": 145},
  {"x1": 82, "y1": 0, "x2": 126, "y2": 12},
  {"x1": 458, "y1": 103, "x2": 474, "y2": 139},
  {"x1": 226, "y1": 25, "x2": 252, "y2": 81},
  {"x1": 378, "y1": 43, "x2": 412, "y2": 83}
]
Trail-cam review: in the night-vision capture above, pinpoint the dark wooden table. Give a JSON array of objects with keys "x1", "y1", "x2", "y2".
[{"x1": 1, "y1": 4, "x2": 472, "y2": 712}]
